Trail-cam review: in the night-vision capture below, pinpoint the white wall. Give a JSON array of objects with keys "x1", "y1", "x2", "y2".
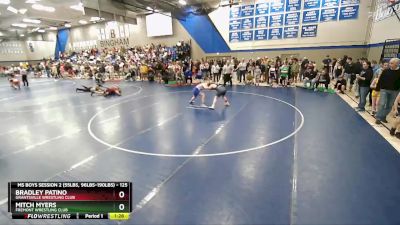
[
  {"x1": 0, "y1": 40, "x2": 56, "y2": 62},
  {"x1": 367, "y1": 1, "x2": 400, "y2": 60},
  {"x1": 210, "y1": 0, "x2": 372, "y2": 51}
]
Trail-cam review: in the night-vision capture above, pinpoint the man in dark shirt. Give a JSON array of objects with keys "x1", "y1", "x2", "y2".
[
  {"x1": 300, "y1": 57, "x2": 309, "y2": 77},
  {"x1": 355, "y1": 61, "x2": 373, "y2": 111},
  {"x1": 344, "y1": 57, "x2": 355, "y2": 90},
  {"x1": 322, "y1": 55, "x2": 331, "y2": 70},
  {"x1": 376, "y1": 58, "x2": 400, "y2": 124},
  {"x1": 303, "y1": 67, "x2": 317, "y2": 88}
]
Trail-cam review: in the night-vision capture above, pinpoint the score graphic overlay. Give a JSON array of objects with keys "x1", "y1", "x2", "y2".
[{"x1": 8, "y1": 182, "x2": 132, "y2": 220}]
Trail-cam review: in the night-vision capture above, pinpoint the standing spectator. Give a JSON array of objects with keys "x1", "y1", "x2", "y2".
[
  {"x1": 344, "y1": 57, "x2": 355, "y2": 91},
  {"x1": 211, "y1": 61, "x2": 220, "y2": 83},
  {"x1": 355, "y1": 61, "x2": 373, "y2": 112},
  {"x1": 291, "y1": 58, "x2": 300, "y2": 84},
  {"x1": 222, "y1": 61, "x2": 233, "y2": 86},
  {"x1": 280, "y1": 61, "x2": 290, "y2": 87},
  {"x1": 322, "y1": 55, "x2": 331, "y2": 71},
  {"x1": 330, "y1": 58, "x2": 337, "y2": 79},
  {"x1": 254, "y1": 65, "x2": 262, "y2": 86},
  {"x1": 353, "y1": 58, "x2": 363, "y2": 97},
  {"x1": 238, "y1": 59, "x2": 247, "y2": 84},
  {"x1": 334, "y1": 61, "x2": 344, "y2": 79},
  {"x1": 370, "y1": 62, "x2": 389, "y2": 115},
  {"x1": 376, "y1": 58, "x2": 400, "y2": 124},
  {"x1": 300, "y1": 57, "x2": 309, "y2": 80}
]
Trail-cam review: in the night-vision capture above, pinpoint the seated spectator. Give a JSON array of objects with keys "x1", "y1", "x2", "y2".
[
  {"x1": 303, "y1": 67, "x2": 317, "y2": 88},
  {"x1": 334, "y1": 75, "x2": 347, "y2": 94},
  {"x1": 314, "y1": 68, "x2": 330, "y2": 92}
]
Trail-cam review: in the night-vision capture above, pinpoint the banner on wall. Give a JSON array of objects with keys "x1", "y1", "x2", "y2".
[
  {"x1": 255, "y1": 29, "x2": 268, "y2": 40},
  {"x1": 256, "y1": 3, "x2": 269, "y2": 15},
  {"x1": 241, "y1": 18, "x2": 254, "y2": 29},
  {"x1": 304, "y1": 0, "x2": 321, "y2": 9},
  {"x1": 230, "y1": 6, "x2": 241, "y2": 18},
  {"x1": 284, "y1": 26, "x2": 299, "y2": 38},
  {"x1": 241, "y1": 5, "x2": 255, "y2": 17},
  {"x1": 286, "y1": 0, "x2": 301, "y2": 11},
  {"x1": 375, "y1": 0, "x2": 400, "y2": 21},
  {"x1": 240, "y1": 30, "x2": 254, "y2": 41},
  {"x1": 255, "y1": 16, "x2": 268, "y2": 28},
  {"x1": 339, "y1": 5, "x2": 359, "y2": 20},
  {"x1": 270, "y1": 0, "x2": 285, "y2": 14},
  {"x1": 97, "y1": 38, "x2": 130, "y2": 48},
  {"x1": 320, "y1": 8, "x2": 339, "y2": 22},
  {"x1": 301, "y1": 24, "x2": 318, "y2": 37},
  {"x1": 303, "y1": 10, "x2": 320, "y2": 23},
  {"x1": 269, "y1": 14, "x2": 284, "y2": 27},
  {"x1": 268, "y1": 27, "x2": 283, "y2": 40},
  {"x1": 229, "y1": 32, "x2": 241, "y2": 42},
  {"x1": 285, "y1": 12, "x2": 300, "y2": 25},
  {"x1": 322, "y1": 0, "x2": 339, "y2": 8},
  {"x1": 340, "y1": 0, "x2": 360, "y2": 6},
  {"x1": 229, "y1": 19, "x2": 241, "y2": 31}
]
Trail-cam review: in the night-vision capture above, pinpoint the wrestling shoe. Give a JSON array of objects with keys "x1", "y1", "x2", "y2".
[
  {"x1": 201, "y1": 104, "x2": 207, "y2": 107},
  {"x1": 189, "y1": 101, "x2": 194, "y2": 105}
]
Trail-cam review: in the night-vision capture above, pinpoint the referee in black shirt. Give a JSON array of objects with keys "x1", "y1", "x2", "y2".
[{"x1": 376, "y1": 58, "x2": 400, "y2": 124}]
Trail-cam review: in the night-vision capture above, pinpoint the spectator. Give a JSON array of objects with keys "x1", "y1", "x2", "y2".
[
  {"x1": 303, "y1": 67, "x2": 317, "y2": 88},
  {"x1": 376, "y1": 58, "x2": 400, "y2": 124},
  {"x1": 370, "y1": 62, "x2": 389, "y2": 115},
  {"x1": 238, "y1": 59, "x2": 247, "y2": 84},
  {"x1": 344, "y1": 57, "x2": 355, "y2": 91},
  {"x1": 315, "y1": 68, "x2": 330, "y2": 92},
  {"x1": 355, "y1": 61, "x2": 373, "y2": 112},
  {"x1": 335, "y1": 74, "x2": 347, "y2": 94},
  {"x1": 322, "y1": 55, "x2": 331, "y2": 70}
]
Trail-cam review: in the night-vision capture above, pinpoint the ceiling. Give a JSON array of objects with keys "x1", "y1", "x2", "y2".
[{"x1": 0, "y1": 0, "x2": 222, "y2": 40}]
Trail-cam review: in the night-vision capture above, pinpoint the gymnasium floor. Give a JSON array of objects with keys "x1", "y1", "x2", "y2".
[{"x1": 0, "y1": 78, "x2": 400, "y2": 225}]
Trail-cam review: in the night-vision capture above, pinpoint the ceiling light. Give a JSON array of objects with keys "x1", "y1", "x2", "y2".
[
  {"x1": 70, "y1": 2, "x2": 84, "y2": 11},
  {"x1": 146, "y1": 6, "x2": 153, "y2": 11},
  {"x1": 19, "y1": 8, "x2": 27, "y2": 14},
  {"x1": 178, "y1": 0, "x2": 187, "y2": 5},
  {"x1": 12, "y1": 23, "x2": 28, "y2": 28},
  {"x1": 32, "y1": 4, "x2": 55, "y2": 12},
  {"x1": 20, "y1": 34, "x2": 25, "y2": 37},
  {"x1": 64, "y1": 24, "x2": 71, "y2": 28},
  {"x1": 0, "y1": 0, "x2": 10, "y2": 5},
  {"x1": 37, "y1": 29, "x2": 45, "y2": 33},
  {"x1": 7, "y1": 6, "x2": 18, "y2": 14},
  {"x1": 23, "y1": 18, "x2": 41, "y2": 24},
  {"x1": 25, "y1": 0, "x2": 39, "y2": 3},
  {"x1": 48, "y1": 26, "x2": 57, "y2": 30},
  {"x1": 90, "y1": 17, "x2": 99, "y2": 21},
  {"x1": 155, "y1": 9, "x2": 160, "y2": 12},
  {"x1": 78, "y1": 20, "x2": 87, "y2": 25}
]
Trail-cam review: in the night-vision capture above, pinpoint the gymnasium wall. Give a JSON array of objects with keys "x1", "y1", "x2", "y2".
[
  {"x1": 0, "y1": 40, "x2": 56, "y2": 64},
  {"x1": 179, "y1": 0, "x2": 370, "y2": 62},
  {"x1": 206, "y1": 47, "x2": 367, "y2": 63},
  {"x1": 367, "y1": 0, "x2": 400, "y2": 60}
]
